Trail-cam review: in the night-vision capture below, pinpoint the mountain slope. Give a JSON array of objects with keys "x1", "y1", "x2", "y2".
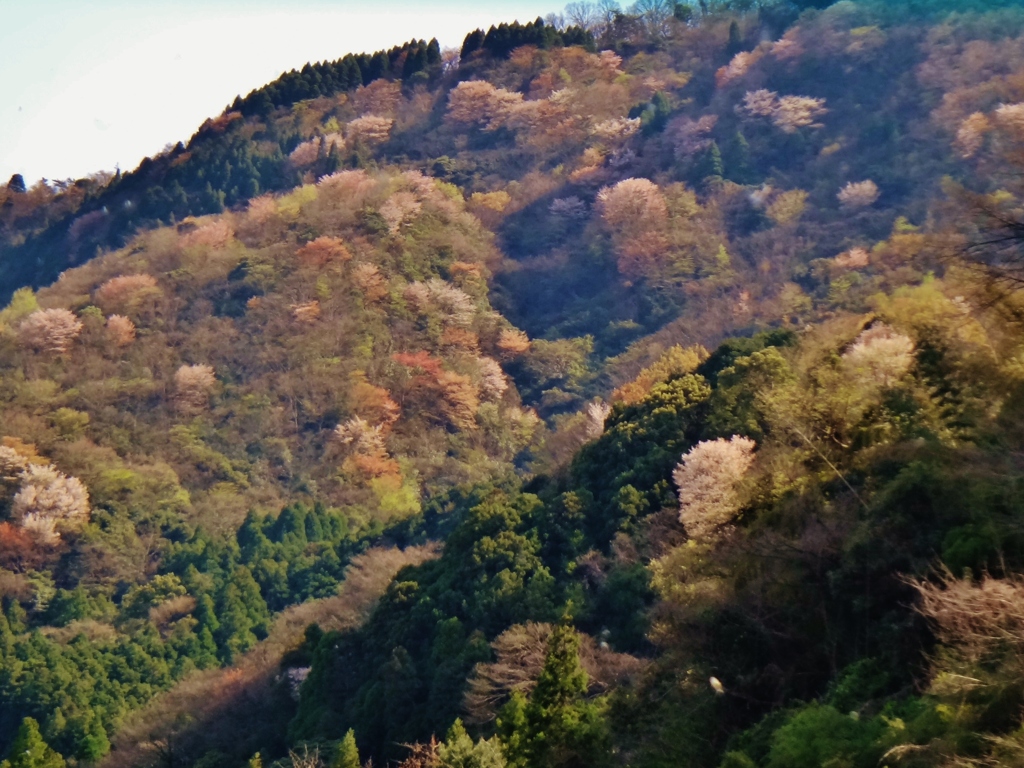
[{"x1": 5, "y1": 1, "x2": 1024, "y2": 768}]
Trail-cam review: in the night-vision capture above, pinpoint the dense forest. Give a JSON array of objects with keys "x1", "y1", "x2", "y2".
[{"x1": 6, "y1": 0, "x2": 1024, "y2": 767}]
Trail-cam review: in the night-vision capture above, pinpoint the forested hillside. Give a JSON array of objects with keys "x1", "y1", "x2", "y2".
[{"x1": 5, "y1": 0, "x2": 1024, "y2": 767}]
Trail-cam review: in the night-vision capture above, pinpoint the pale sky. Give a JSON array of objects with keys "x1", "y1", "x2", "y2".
[{"x1": 0, "y1": 0, "x2": 557, "y2": 184}]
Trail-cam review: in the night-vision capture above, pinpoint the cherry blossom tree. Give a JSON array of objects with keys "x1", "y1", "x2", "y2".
[
  {"x1": 174, "y1": 364, "x2": 217, "y2": 411},
  {"x1": 18, "y1": 309, "x2": 83, "y2": 354},
  {"x1": 673, "y1": 436, "x2": 756, "y2": 540},
  {"x1": 11, "y1": 463, "x2": 90, "y2": 544},
  {"x1": 105, "y1": 315, "x2": 136, "y2": 347},
  {"x1": 346, "y1": 115, "x2": 394, "y2": 146},
  {"x1": 93, "y1": 273, "x2": 161, "y2": 314},
  {"x1": 842, "y1": 323, "x2": 915, "y2": 388},
  {"x1": 838, "y1": 180, "x2": 880, "y2": 209},
  {"x1": 597, "y1": 178, "x2": 670, "y2": 278}
]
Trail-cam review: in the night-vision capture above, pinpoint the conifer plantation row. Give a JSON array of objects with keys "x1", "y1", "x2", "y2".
[{"x1": 5, "y1": 1, "x2": 1024, "y2": 767}]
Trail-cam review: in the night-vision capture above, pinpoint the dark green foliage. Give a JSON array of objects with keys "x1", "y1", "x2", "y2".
[
  {"x1": 674, "y1": 3, "x2": 695, "y2": 22},
  {"x1": 43, "y1": 587, "x2": 113, "y2": 627},
  {"x1": 0, "y1": 612, "x2": 179, "y2": 760},
  {"x1": 726, "y1": 21, "x2": 743, "y2": 57},
  {"x1": 702, "y1": 346, "x2": 794, "y2": 440},
  {"x1": 578, "y1": 563, "x2": 655, "y2": 653},
  {"x1": 232, "y1": 39, "x2": 442, "y2": 117},
  {"x1": 498, "y1": 621, "x2": 609, "y2": 768},
  {"x1": 763, "y1": 703, "x2": 884, "y2": 768},
  {"x1": 0, "y1": 500, "x2": 357, "y2": 760},
  {"x1": 172, "y1": 502, "x2": 353, "y2": 616},
  {"x1": 461, "y1": 19, "x2": 594, "y2": 61},
  {"x1": 692, "y1": 141, "x2": 725, "y2": 186},
  {"x1": 290, "y1": 486, "x2": 560, "y2": 762},
  {"x1": 695, "y1": 329, "x2": 796, "y2": 386},
  {"x1": 571, "y1": 374, "x2": 711, "y2": 541}
]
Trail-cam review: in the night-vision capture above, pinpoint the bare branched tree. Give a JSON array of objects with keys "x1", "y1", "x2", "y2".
[
  {"x1": 909, "y1": 569, "x2": 1024, "y2": 669},
  {"x1": 565, "y1": 2, "x2": 600, "y2": 30},
  {"x1": 463, "y1": 622, "x2": 644, "y2": 724},
  {"x1": 950, "y1": 184, "x2": 1024, "y2": 291}
]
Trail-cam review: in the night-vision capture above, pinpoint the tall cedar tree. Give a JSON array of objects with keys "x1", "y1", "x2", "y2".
[
  {"x1": 1, "y1": 720, "x2": 65, "y2": 768},
  {"x1": 499, "y1": 619, "x2": 608, "y2": 768}
]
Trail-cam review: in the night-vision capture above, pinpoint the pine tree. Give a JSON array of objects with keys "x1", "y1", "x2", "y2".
[
  {"x1": 498, "y1": 618, "x2": 608, "y2": 768},
  {"x1": 1, "y1": 719, "x2": 65, "y2": 768},
  {"x1": 368, "y1": 51, "x2": 389, "y2": 80},
  {"x1": 233, "y1": 566, "x2": 271, "y2": 637},
  {"x1": 439, "y1": 719, "x2": 505, "y2": 768},
  {"x1": 195, "y1": 625, "x2": 220, "y2": 668},
  {"x1": 693, "y1": 141, "x2": 723, "y2": 184},
  {"x1": 215, "y1": 583, "x2": 256, "y2": 662},
  {"x1": 332, "y1": 729, "x2": 360, "y2": 768},
  {"x1": 496, "y1": 693, "x2": 529, "y2": 768},
  {"x1": 76, "y1": 716, "x2": 110, "y2": 762},
  {"x1": 727, "y1": 20, "x2": 742, "y2": 56},
  {"x1": 426, "y1": 38, "x2": 441, "y2": 65},
  {"x1": 461, "y1": 29, "x2": 485, "y2": 59},
  {"x1": 6, "y1": 599, "x2": 27, "y2": 633},
  {"x1": 0, "y1": 612, "x2": 15, "y2": 656},
  {"x1": 194, "y1": 593, "x2": 220, "y2": 635}
]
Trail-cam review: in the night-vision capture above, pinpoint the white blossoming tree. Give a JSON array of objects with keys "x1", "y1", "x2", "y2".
[
  {"x1": 18, "y1": 309, "x2": 83, "y2": 354},
  {"x1": 11, "y1": 463, "x2": 90, "y2": 544},
  {"x1": 673, "y1": 436, "x2": 756, "y2": 540}
]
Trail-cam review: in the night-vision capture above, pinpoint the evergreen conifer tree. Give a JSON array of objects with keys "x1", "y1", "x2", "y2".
[
  {"x1": 498, "y1": 617, "x2": 608, "y2": 768},
  {"x1": 693, "y1": 141, "x2": 724, "y2": 184},
  {"x1": 332, "y1": 730, "x2": 360, "y2": 768},
  {"x1": 1, "y1": 719, "x2": 65, "y2": 768},
  {"x1": 76, "y1": 717, "x2": 110, "y2": 762},
  {"x1": 439, "y1": 719, "x2": 505, "y2": 768},
  {"x1": 727, "y1": 20, "x2": 742, "y2": 56}
]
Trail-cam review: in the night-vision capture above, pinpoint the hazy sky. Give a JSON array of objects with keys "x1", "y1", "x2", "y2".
[{"x1": 0, "y1": 0, "x2": 557, "y2": 184}]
